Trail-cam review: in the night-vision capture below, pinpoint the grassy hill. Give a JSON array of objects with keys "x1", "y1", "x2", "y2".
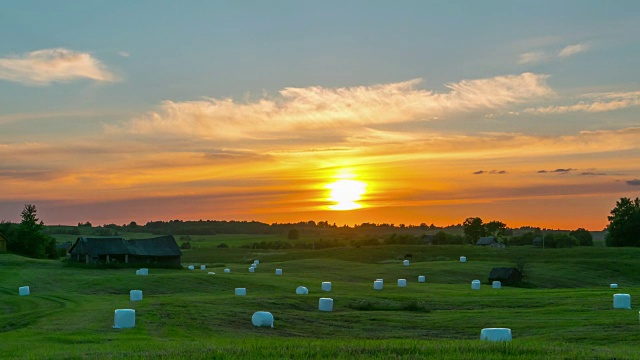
[{"x1": 1, "y1": 242, "x2": 639, "y2": 359}]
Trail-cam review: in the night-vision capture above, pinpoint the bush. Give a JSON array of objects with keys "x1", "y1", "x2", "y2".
[{"x1": 216, "y1": 243, "x2": 229, "y2": 248}]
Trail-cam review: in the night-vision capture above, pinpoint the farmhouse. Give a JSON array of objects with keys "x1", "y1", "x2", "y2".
[
  {"x1": 476, "y1": 236, "x2": 505, "y2": 248},
  {"x1": 488, "y1": 267, "x2": 522, "y2": 286},
  {"x1": 68, "y1": 235, "x2": 181, "y2": 265},
  {"x1": 0, "y1": 231, "x2": 7, "y2": 253}
]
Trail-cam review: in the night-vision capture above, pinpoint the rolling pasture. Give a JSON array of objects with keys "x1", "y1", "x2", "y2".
[{"x1": 1, "y1": 239, "x2": 639, "y2": 359}]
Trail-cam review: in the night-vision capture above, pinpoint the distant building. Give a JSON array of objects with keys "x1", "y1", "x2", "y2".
[
  {"x1": 532, "y1": 237, "x2": 543, "y2": 247},
  {"x1": 476, "y1": 236, "x2": 497, "y2": 246},
  {"x1": 488, "y1": 267, "x2": 522, "y2": 286},
  {"x1": 421, "y1": 234, "x2": 435, "y2": 245},
  {"x1": 0, "y1": 232, "x2": 8, "y2": 253},
  {"x1": 68, "y1": 235, "x2": 181, "y2": 266}
]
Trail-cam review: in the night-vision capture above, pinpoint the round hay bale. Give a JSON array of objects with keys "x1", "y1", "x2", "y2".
[
  {"x1": 275, "y1": 269, "x2": 283, "y2": 276},
  {"x1": 296, "y1": 286, "x2": 309, "y2": 295},
  {"x1": 224, "y1": 268, "x2": 231, "y2": 273},
  {"x1": 480, "y1": 328, "x2": 512, "y2": 342},
  {"x1": 492, "y1": 281, "x2": 501, "y2": 289},
  {"x1": 251, "y1": 311, "x2": 274, "y2": 328},
  {"x1": 235, "y1": 288, "x2": 247, "y2": 296},
  {"x1": 200, "y1": 265, "x2": 206, "y2": 271},
  {"x1": 188, "y1": 265, "x2": 195, "y2": 270},
  {"x1": 319, "y1": 297, "x2": 333, "y2": 312},
  {"x1": 397, "y1": 279, "x2": 407, "y2": 288},
  {"x1": 471, "y1": 280, "x2": 481, "y2": 290},
  {"x1": 418, "y1": 275, "x2": 425, "y2": 283},
  {"x1": 373, "y1": 280, "x2": 383, "y2": 290},
  {"x1": 460, "y1": 256, "x2": 467, "y2": 263},
  {"x1": 19, "y1": 286, "x2": 30, "y2": 296},
  {"x1": 130, "y1": 290, "x2": 143, "y2": 302},
  {"x1": 613, "y1": 294, "x2": 631, "y2": 309},
  {"x1": 248, "y1": 267, "x2": 255, "y2": 273},
  {"x1": 113, "y1": 309, "x2": 136, "y2": 329},
  {"x1": 321, "y1": 282, "x2": 332, "y2": 292},
  {"x1": 610, "y1": 284, "x2": 618, "y2": 289},
  {"x1": 403, "y1": 260, "x2": 410, "y2": 267}
]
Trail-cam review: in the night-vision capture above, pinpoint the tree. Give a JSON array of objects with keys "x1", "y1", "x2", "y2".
[
  {"x1": 287, "y1": 228, "x2": 299, "y2": 240},
  {"x1": 485, "y1": 220, "x2": 507, "y2": 238},
  {"x1": 10, "y1": 204, "x2": 57, "y2": 259},
  {"x1": 605, "y1": 197, "x2": 640, "y2": 247},
  {"x1": 463, "y1": 217, "x2": 486, "y2": 243},
  {"x1": 570, "y1": 228, "x2": 593, "y2": 246}
]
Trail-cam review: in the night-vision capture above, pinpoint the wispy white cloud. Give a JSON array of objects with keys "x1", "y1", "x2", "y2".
[
  {"x1": 524, "y1": 90, "x2": 640, "y2": 114},
  {"x1": 118, "y1": 51, "x2": 130, "y2": 57},
  {"x1": 518, "y1": 52, "x2": 549, "y2": 64},
  {"x1": 558, "y1": 43, "x2": 589, "y2": 58},
  {"x1": 0, "y1": 48, "x2": 118, "y2": 85},
  {"x1": 517, "y1": 42, "x2": 590, "y2": 64},
  {"x1": 110, "y1": 73, "x2": 552, "y2": 140}
]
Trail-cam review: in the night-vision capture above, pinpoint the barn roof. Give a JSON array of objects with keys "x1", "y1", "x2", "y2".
[
  {"x1": 476, "y1": 236, "x2": 496, "y2": 245},
  {"x1": 68, "y1": 235, "x2": 181, "y2": 257}
]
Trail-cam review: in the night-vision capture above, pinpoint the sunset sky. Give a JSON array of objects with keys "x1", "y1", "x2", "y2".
[{"x1": 1, "y1": 1, "x2": 639, "y2": 230}]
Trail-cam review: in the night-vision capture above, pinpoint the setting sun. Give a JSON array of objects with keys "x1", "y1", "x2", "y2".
[{"x1": 326, "y1": 179, "x2": 367, "y2": 211}]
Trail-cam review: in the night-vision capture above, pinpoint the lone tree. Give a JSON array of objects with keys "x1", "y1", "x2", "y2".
[
  {"x1": 463, "y1": 217, "x2": 487, "y2": 243},
  {"x1": 605, "y1": 197, "x2": 640, "y2": 247},
  {"x1": 9, "y1": 204, "x2": 57, "y2": 258}
]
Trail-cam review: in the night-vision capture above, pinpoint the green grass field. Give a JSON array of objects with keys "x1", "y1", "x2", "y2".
[{"x1": 1, "y1": 241, "x2": 639, "y2": 359}]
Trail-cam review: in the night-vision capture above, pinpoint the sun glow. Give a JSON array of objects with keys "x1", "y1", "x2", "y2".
[{"x1": 326, "y1": 179, "x2": 367, "y2": 211}]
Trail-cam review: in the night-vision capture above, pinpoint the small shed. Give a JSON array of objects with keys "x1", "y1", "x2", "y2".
[
  {"x1": 0, "y1": 232, "x2": 7, "y2": 253},
  {"x1": 476, "y1": 236, "x2": 497, "y2": 246},
  {"x1": 488, "y1": 267, "x2": 522, "y2": 286}
]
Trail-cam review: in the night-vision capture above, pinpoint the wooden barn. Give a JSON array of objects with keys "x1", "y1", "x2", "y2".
[
  {"x1": 488, "y1": 267, "x2": 522, "y2": 286},
  {"x1": 0, "y1": 232, "x2": 8, "y2": 253},
  {"x1": 68, "y1": 235, "x2": 181, "y2": 266}
]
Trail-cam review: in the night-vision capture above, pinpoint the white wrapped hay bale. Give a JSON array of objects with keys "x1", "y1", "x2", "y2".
[
  {"x1": 373, "y1": 280, "x2": 383, "y2": 290},
  {"x1": 610, "y1": 284, "x2": 618, "y2": 289},
  {"x1": 188, "y1": 265, "x2": 195, "y2": 270},
  {"x1": 235, "y1": 288, "x2": 247, "y2": 296},
  {"x1": 321, "y1": 282, "x2": 332, "y2": 292},
  {"x1": 398, "y1": 279, "x2": 407, "y2": 288},
  {"x1": 613, "y1": 294, "x2": 631, "y2": 309},
  {"x1": 113, "y1": 309, "x2": 136, "y2": 329},
  {"x1": 319, "y1": 297, "x2": 334, "y2": 312},
  {"x1": 254, "y1": 260, "x2": 260, "y2": 265},
  {"x1": 492, "y1": 281, "x2": 502, "y2": 289},
  {"x1": 403, "y1": 260, "x2": 410, "y2": 267},
  {"x1": 138, "y1": 268, "x2": 148, "y2": 276},
  {"x1": 460, "y1": 256, "x2": 466, "y2": 263},
  {"x1": 248, "y1": 267, "x2": 255, "y2": 273},
  {"x1": 208, "y1": 272, "x2": 215, "y2": 275},
  {"x1": 471, "y1": 280, "x2": 481, "y2": 290},
  {"x1": 480, "y1": 328, "x2": 512, "y2": 342},
  {"x1": 19, "y1": 286, "x2": 30, "y2": 296},
  {"x1": 275, "y1": 269, "x2": 283, "y2": 276},
  {"x1": 250, "y1": 263, "x2": 257, "y2": 269},
  {"x1": 135, "y1": 270, "x2": 140, "y2": 275},
  {"x1": 418, "y1": 276, "x2": 425, "y2": 283},
  {"x1": 251, "y1": 311, "x2": 274, "y2": 328},
  {"x1": 224, "y1": 268, "x2": 231, "y2": 273},
  {"x1": 376, "y1": 279, "x2": 384, "y2": 284},
  {"x1": 200, "y1": 265, "x2": 206, "y2": 271},
  {"x1": 130, "y1": 290, "x2": 143, "y2": 302},
  {"x1": 296, "y1": 286, "x2": 309, "y2": 295}
]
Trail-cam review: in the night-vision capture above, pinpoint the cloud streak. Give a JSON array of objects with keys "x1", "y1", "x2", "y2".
[
  {"x1": 518, "y1": 42, "x2": 590, "y2": 64},
  {"x1": 110, "y1": 73, "x2": 552, "y2": 140},
  {"x1": 524, "y1": 91, "x2": 640, "y2": 114},
  {"x1": 0, "y1": 48, "x2": 118, "y2": 85}
]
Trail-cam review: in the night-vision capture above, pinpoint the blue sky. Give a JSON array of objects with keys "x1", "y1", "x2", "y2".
[{"x1": 1, "y1": 1, "x2": 639, "y2": 229}]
